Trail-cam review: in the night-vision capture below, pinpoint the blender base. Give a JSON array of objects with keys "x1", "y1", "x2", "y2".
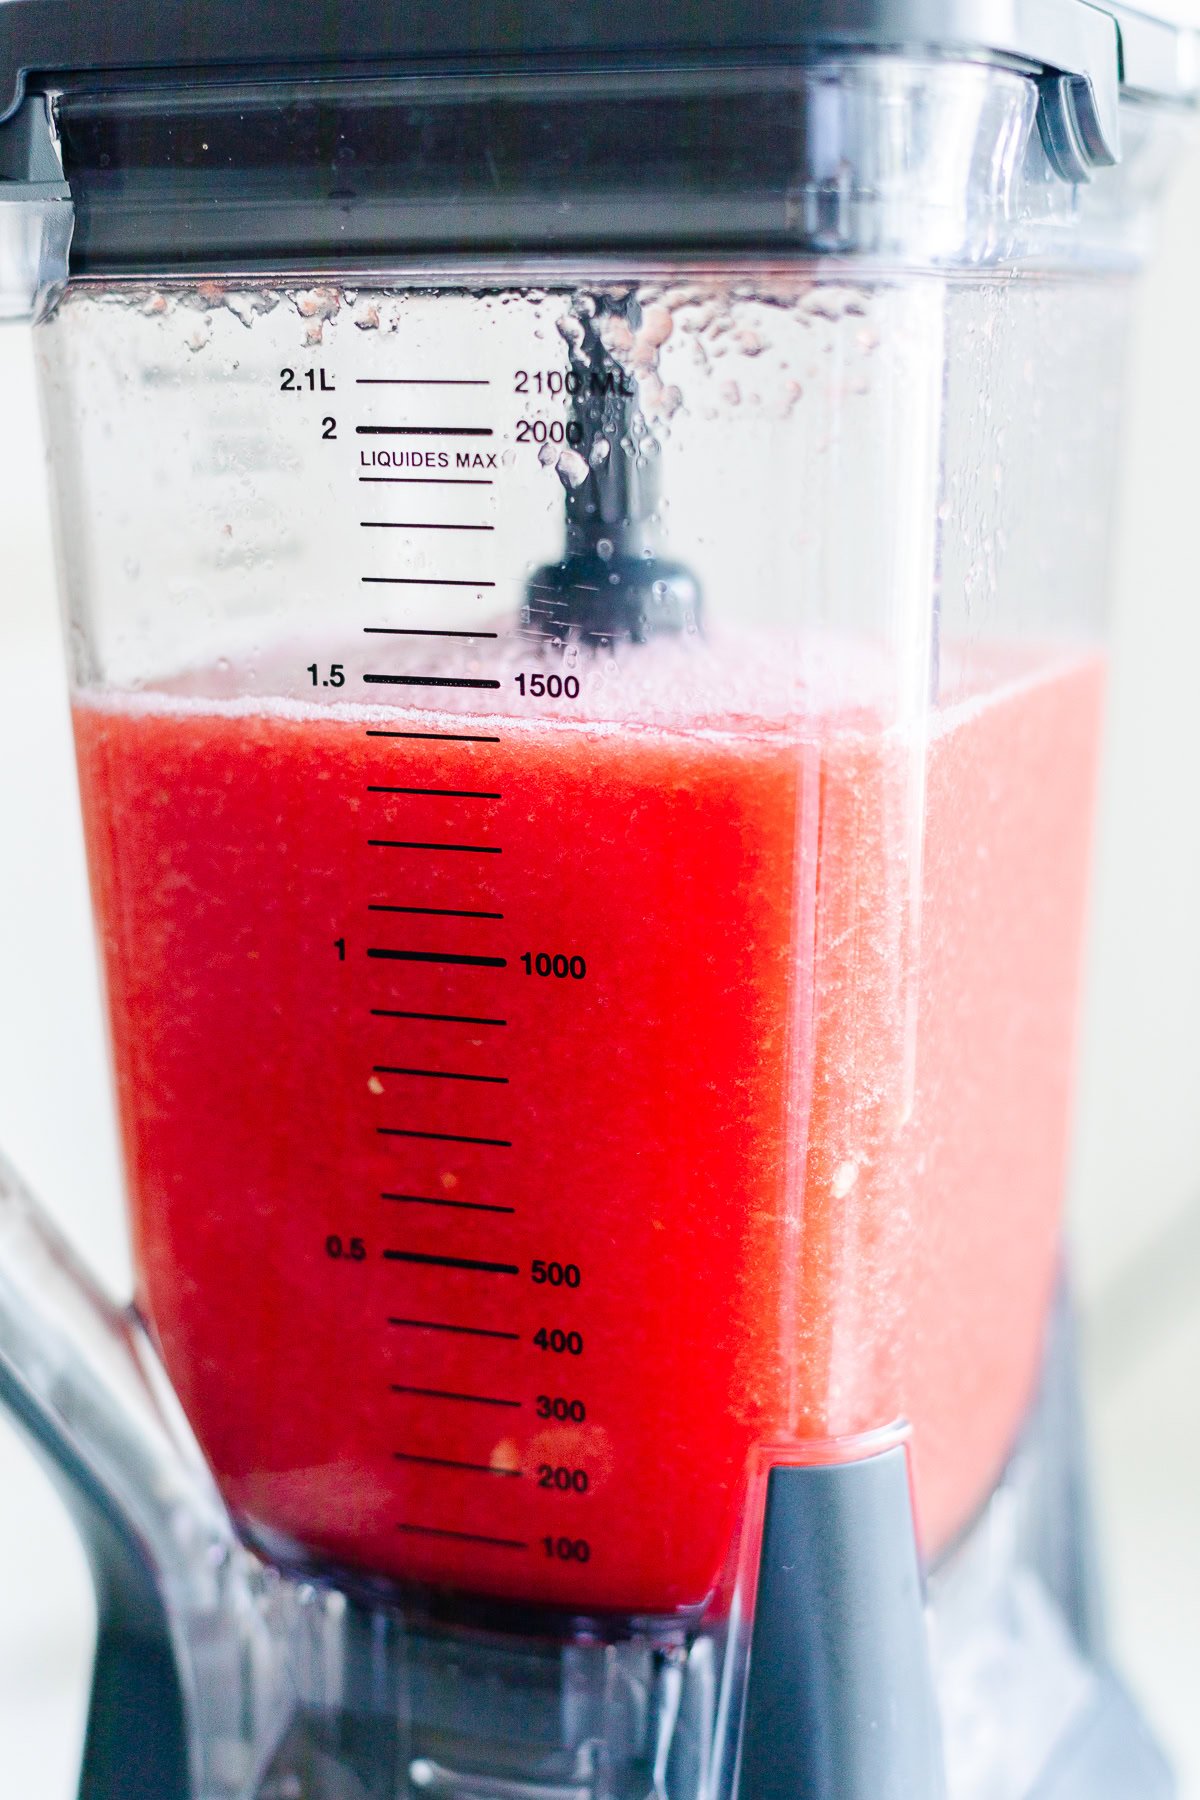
[{"x1": 11, "y1": 1280, "x2": 1170, "y2": 1800}]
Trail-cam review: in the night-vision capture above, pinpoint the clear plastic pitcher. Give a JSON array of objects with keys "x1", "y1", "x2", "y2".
[{"x1": 0, "y1": 5, "x2": 1195, "y2": 1797}]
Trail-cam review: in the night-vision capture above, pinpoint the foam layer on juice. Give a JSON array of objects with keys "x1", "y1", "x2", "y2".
[
  {"x1": 72, "y1": 645, "x2": 1103, "y2": 1613},
  {"x1": 132, "y1": 622, "x2": 1040, "y2": 732}
]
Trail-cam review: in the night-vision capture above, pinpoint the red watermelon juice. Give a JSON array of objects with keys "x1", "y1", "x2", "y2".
[{"x1": 70, "y1": 647, "x2": 1103, "y2": 1615}]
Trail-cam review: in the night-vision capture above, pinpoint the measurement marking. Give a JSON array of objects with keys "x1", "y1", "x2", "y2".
[
  {"x1": 361, "y1": 520, "x2": 495, "y2": 532},
  {"x1": 383, "y1": 1249, "x2": 518, "y2": 1273},
  {"x1": 368, "y1": 841, "x2": 501, "y2": 855},
  {"x1": 356, "y1": 425, "x2": 493, "y2": 437},
  {"x1": 366, "y1": 785, "x2": 501, "y2": 798},
  {"x1": 379, "y1": 1128, "x2": 512, "y2": 1149},
  {"x1": 365, "y1": 730, "x2": 501, "y2": 744},
  {"x1": 364, "y1": 627, "x2": 498, "y2": 639},
  {"x1": 368, "y1": 951, "x2": 504, "y2": 972},
  {"x1": 394, "y1": 1451, "x2": 521, "y2": 1477},
  {"x1": 374, "y1": 1065, "x2": 508, "y2": 1084},
  {"x1": 389, "y1": 1316, "x2": 519, "y2": 1340},
  {"x1": 369, "y1": 904, "x2": 503, "y2": 921},
  {"x1": 371, "y1": 1008, "x2": 507, "y2": 1026},
  {"x1": 391, "y1": 1384, "x2": 520, "y2": 1408},
  {"x1": 383, "y1": 1192, "x2": 516, "y2": 1216},
  {"x1": 356, "y1": 378, "x2": 490, "y2": 387},
  {"x1": 362, "y1": 576, "x2": 496, "y2": 588},
  {"x1": 363, "y1": 673, "x2": 501, "y2": 691},
  {"x1": 360, "y1": 476, "x2": 493, "y2": 485},
  {"x1": 367, "y1": 949, "x2": 506, "y2": 970},
  {"x1": 397, "y1": 1523, "x2": 527, "y2": 1550}
]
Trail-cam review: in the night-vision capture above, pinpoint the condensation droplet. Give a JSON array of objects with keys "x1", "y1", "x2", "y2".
[{"x1": 555, "y1": 449, "x2": 589, "y2": 490}]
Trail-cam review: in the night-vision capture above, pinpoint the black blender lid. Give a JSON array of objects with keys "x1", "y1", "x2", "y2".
[
  {"x1": 0, "y1": 0, "x2": 1197, "y2": 122},
  {"x1": 0, "y1": 0, "x2": 1093, "y2": 117},
  {"x1": 0, "y1": 0, "x2": 1195, "y2": 287}
]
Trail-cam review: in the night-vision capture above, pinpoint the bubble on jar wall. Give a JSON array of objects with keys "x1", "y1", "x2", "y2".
[
  {"x1": 557, "y1": 313, "x2": 587, "y2": 355},
  {"x1": 804, "y1": 288, "x2": 852, "y2": 323},
  {"x1": 657, "y1": 384, "x2": 684, "y2": 420},
  {"x1": 555, "y1": 449, "x2": 589, "y2": 491},
  {"x1": 294, "y1": 287, "x2": 341, "y2": 323},
  {"x1": 223, "y1": 292, "x2": 273, "y2": 329},
  {"x1": 635, "y1": 305, "x2": 673, "y2": 354},
  {"x1": 589, "y1": 437, "x2": 611, "y2": 467},
  {"x1": 680, "y1": 300, "x2": 720, "y2": 335},
  {"x1": 596, "y1": 539, "x2": 614, "y2": 562},
  {"x1": 600, "y1": 316, "x2": 635, "y2": 357},
  {"x1": 732, "y1": 326, "x2": 765, "y2": 357}
]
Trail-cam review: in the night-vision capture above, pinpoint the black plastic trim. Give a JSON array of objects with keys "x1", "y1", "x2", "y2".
[
  {"x1": 739, "y1": 1449, "x2": 942, "y2": 1800},
  {"x1": 0, "y1": 0, "x2": 1168, "y2": 135}
]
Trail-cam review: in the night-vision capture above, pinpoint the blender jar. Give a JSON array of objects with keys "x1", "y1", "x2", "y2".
[{"x1": 0, "y1": 6, "x2": 1196, "y2": 1798}]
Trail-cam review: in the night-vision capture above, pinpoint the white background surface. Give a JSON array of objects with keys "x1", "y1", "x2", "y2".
[{"x1": 3, "y1": 156, "x2": 1200, "y2": 1793}]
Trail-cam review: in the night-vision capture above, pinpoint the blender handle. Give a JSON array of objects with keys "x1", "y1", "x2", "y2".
[{"x1": 0, "y1": 1153, "x2": 236, "y2": 1800}]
